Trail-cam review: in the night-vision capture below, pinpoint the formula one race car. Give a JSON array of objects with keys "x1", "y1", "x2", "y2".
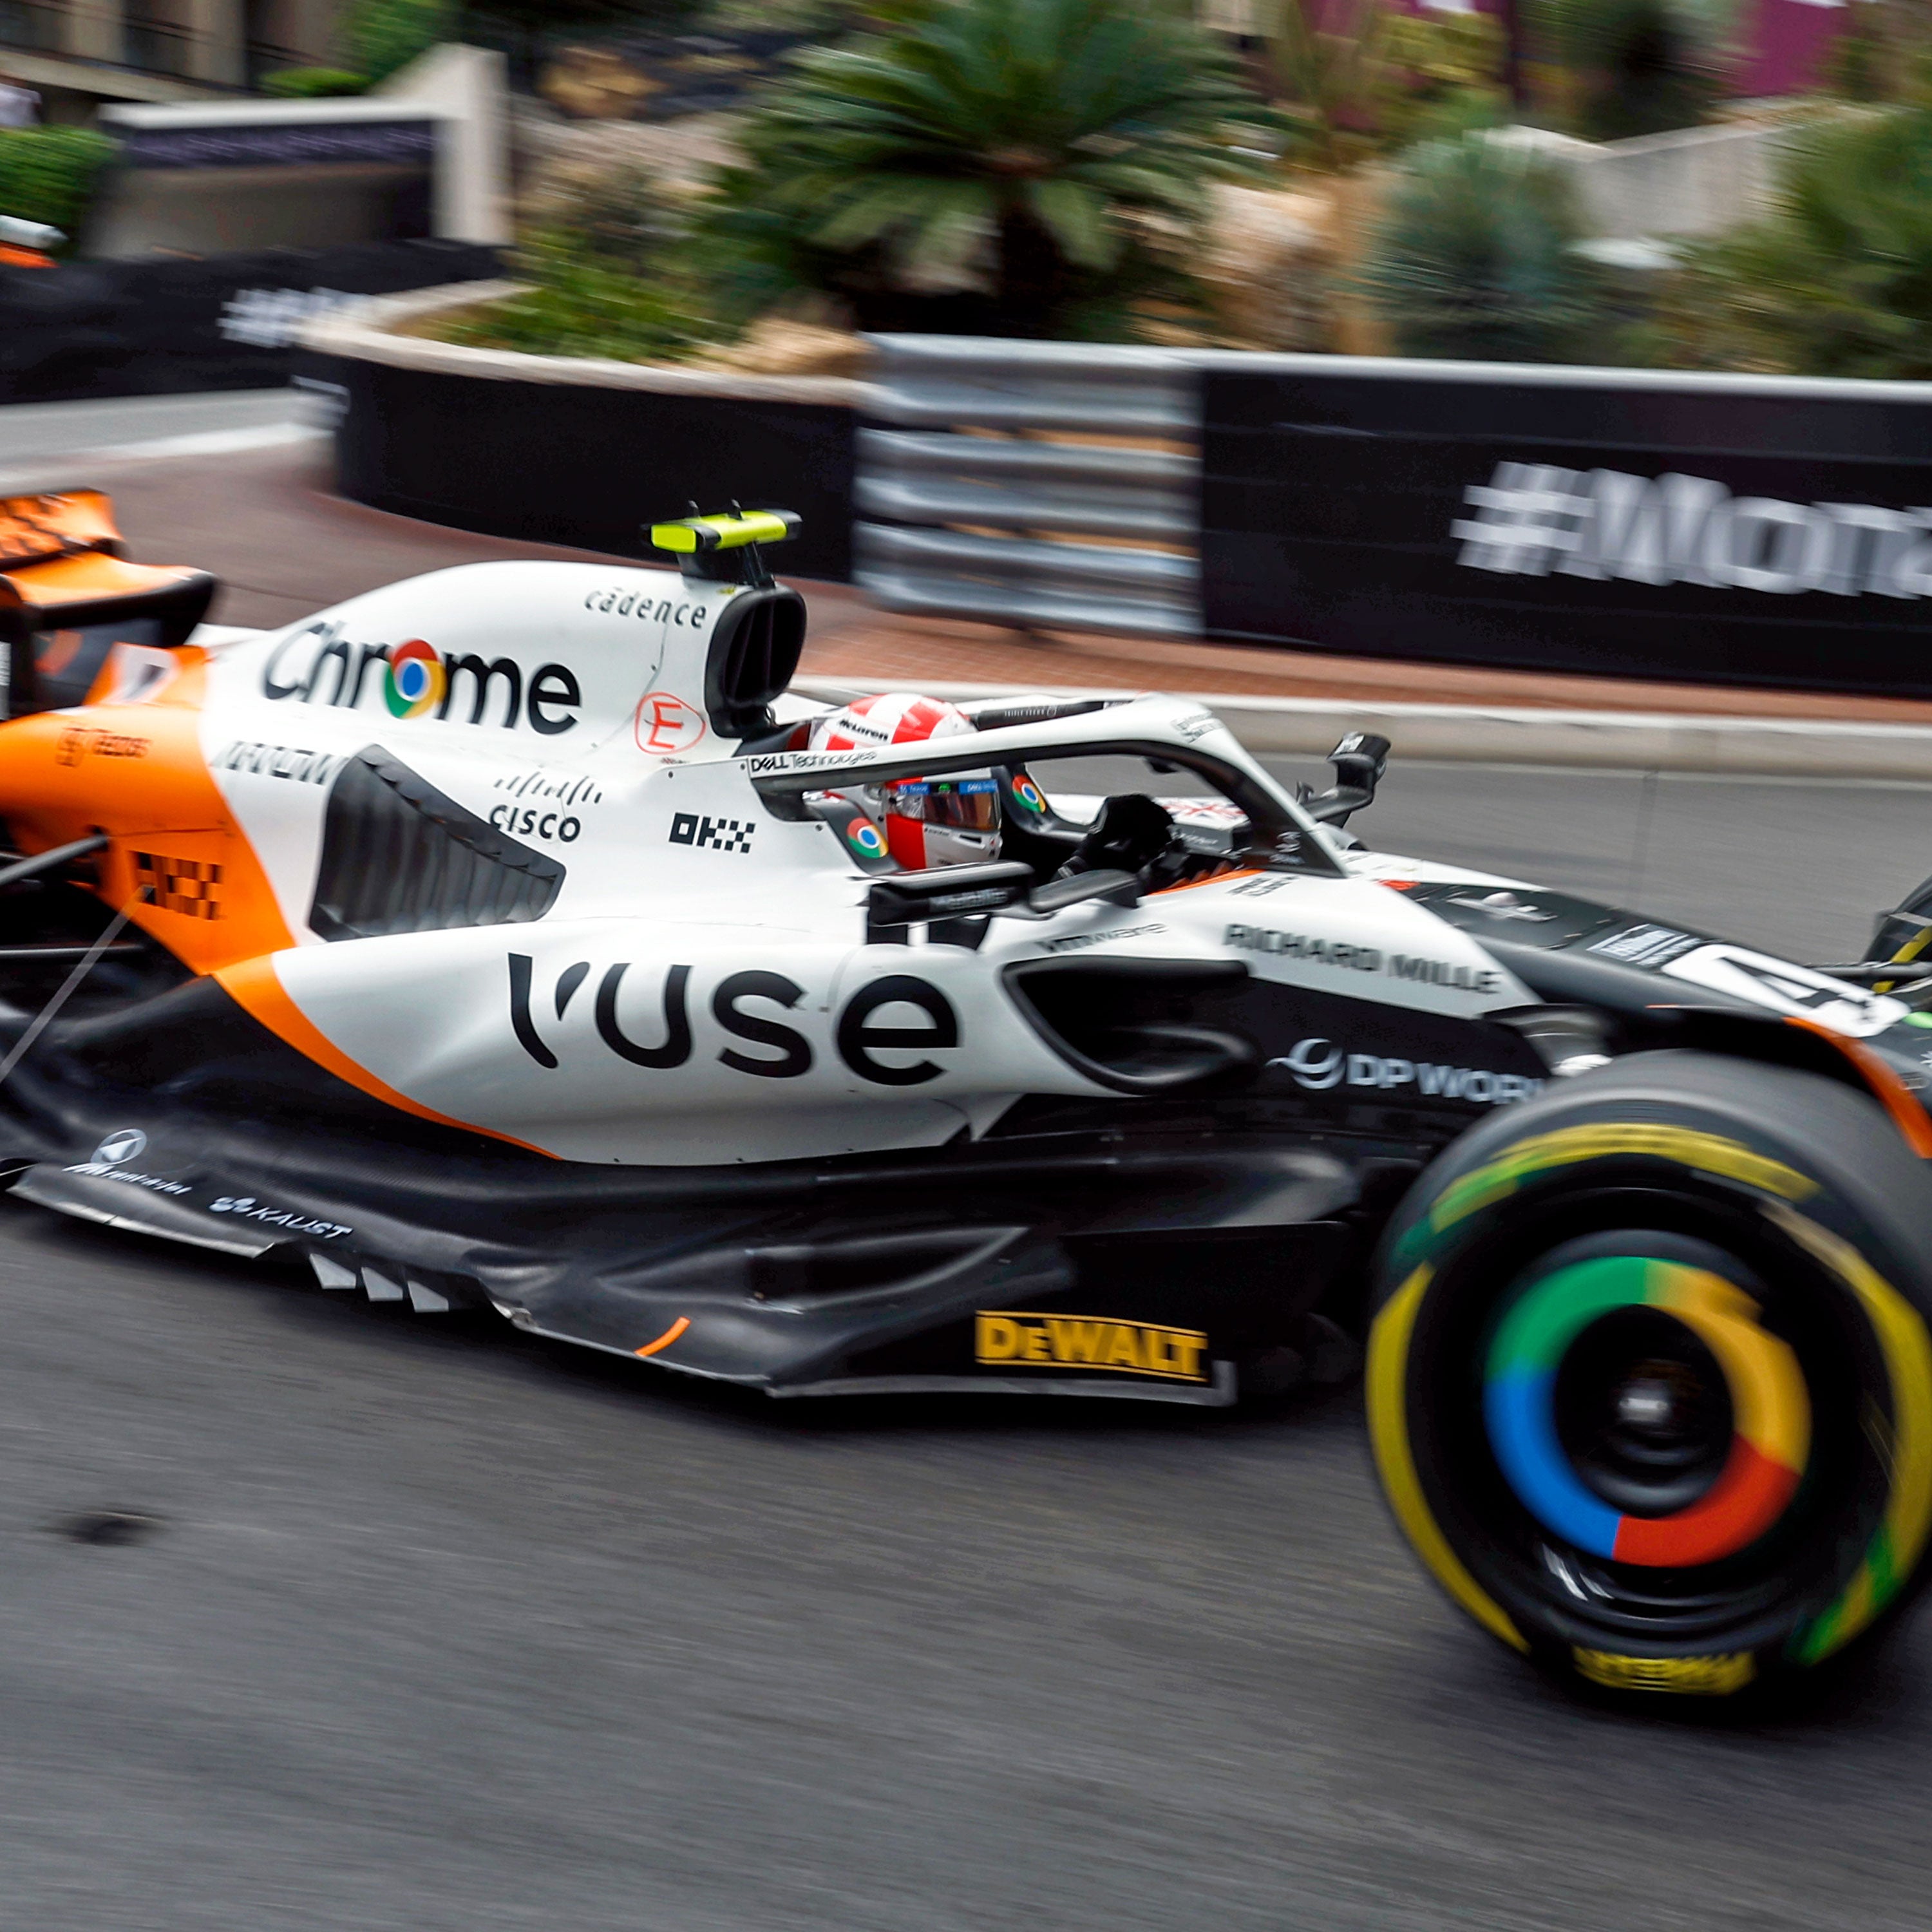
[{"x1": 5, "y1": 491, "x2": 1932, "y2": 1705}]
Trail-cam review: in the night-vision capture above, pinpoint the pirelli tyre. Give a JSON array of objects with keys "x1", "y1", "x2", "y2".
[{"x1": 1365, "y1": 1051, "x2": 1932, "y2": 1702}]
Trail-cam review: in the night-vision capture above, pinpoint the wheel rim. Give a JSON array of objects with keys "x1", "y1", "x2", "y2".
[
  {"x1": 1371, "y1": 1119, "x2": 1932, "y2": 1681},
  {"x1": 1484, "y1": 1253, "x2": 1812, "y2": 1569},
  {"x1": 1396, "y1": 1202, "x2": 1881, "y2": 1655}
]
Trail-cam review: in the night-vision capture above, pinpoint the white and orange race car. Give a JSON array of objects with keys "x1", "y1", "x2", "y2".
[{"x1": 6, "y1": 491, "x2": 1932, "y2": 1705}]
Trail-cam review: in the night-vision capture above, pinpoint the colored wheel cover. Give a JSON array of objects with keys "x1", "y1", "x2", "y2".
[{"x1": 1484, "y1": 1256, "x2": 1810, "y2": 1567}]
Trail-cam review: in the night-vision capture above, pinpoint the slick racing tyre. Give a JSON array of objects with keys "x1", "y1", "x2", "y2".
[{"x1": 1365, "y1": 1051, "x2": 1932, "y2": 1701}]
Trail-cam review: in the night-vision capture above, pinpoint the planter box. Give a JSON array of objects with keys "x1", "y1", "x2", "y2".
[{"x1": 307, "y1": 285, "x2": 862, "y2": 582}]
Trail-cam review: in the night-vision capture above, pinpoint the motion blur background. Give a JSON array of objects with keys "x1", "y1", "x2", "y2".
[{"x1": 8, "y1": 0, "x2": 1932, "y2": 1926}]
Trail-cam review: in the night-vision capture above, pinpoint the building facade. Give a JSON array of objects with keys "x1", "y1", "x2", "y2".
[{"x1": 0, "y1": 0, "x2": 341, "y2": 115}]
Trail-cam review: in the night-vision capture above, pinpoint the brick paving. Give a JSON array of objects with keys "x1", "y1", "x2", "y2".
[{"x1": 82, "y1": 436, "x2": 1932, "y2": 727}]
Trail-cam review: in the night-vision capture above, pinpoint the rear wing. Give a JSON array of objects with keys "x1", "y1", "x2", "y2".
[{"x1": 0, "y1": 489, "x2": 216, "y2": 717}]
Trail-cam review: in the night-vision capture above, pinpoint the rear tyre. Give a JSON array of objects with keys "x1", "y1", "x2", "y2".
[{"x1": 1365, "y1": 1052, "x2": 1932, "y2": 1701}]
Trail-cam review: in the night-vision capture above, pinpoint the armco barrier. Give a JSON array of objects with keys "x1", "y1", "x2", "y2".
[
  {"x1": 308, "y1": 305, "x2": 1932, "y2": 696},
  {"x1": 855, "y1": 335, "x2": 1200, "y2": 638},
  {"x1": 0, "y1": 239, "x2": 500, "y2": 406},
  {"x1": 312, "y1": 285, "x2": 860, "y2": 581},
  {"x1": 1197, "y1": 353, "x2": 1932, "y2": 699}
]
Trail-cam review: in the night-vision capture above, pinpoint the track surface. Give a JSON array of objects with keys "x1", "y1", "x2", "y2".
[{"x1": 5, "y1": 397, "x2": 1931, "y2": 1927}]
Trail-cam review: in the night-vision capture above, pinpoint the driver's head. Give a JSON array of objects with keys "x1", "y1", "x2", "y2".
[{"x1": 808, "y1": 692, "x2": 1001, "y2": 869}]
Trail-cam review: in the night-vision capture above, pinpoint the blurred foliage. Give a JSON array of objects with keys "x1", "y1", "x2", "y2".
[
  {"x1": 715, "y1": 0, "x2": 1275, "y2": 336},
  {"x1": 538, "y1": 160, "x2": 688, "y2": 276},
  {"x1": 261, "y1": 0, "x2": 450, "y2": 94},
  {"x1": 438, "y1": 237, "x2": 711, "y2": 359},
  {"x1": 1358, "y1": 131, "x2": 1607, "y2": 359},
  {"x1": 1380, "y1": 10, "x2": 1510, "y2": 149},
  {"x1": 1270, "y1": 0, "x2": 1394, "y2": 173},
  {"x1": 457, "y1": 0, "x2": 699, "y2": 82},
  {"x1": 437, "y1": 159, "x2": 719, "y2": 360},
  {"x1": 0, "y1": 128, "x2": 117, "y2": 243},
  {"x1": 1824, "y1": 0, "x2": 1932, "y2": 104},
  {"x1": 261, "y1": 66, "x2": 372, "y2": 96},
  {"x1": 348, "y1": 0, "x2": 458, "y2": 82},
  {"x1": 1530, "y1": 0, "x2": 1723, "y2": 141},
  {"x1": 1631, "y1": 106, "x2": 1932, "y2": 376},
  {"x1": 696, "y1": 0, "x2": 858, "y2": 30},
  {"x1": 1271, "y1": 1, "x2": 1506, "y2": 173}
]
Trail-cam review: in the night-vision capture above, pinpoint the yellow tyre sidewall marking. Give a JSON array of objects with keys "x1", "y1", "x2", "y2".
[
  {"x1": 1769, "y1": 1204, "x2": 1932, "y2": 1663},
  {"x1": 1374, "y1": 1120, "x2": 1932, "y2": 1672},
  {"x1": 1367, "y1": 1264, "x2": 1528, "y2": 1654},
  {"x1": 1421, "y1": 1124, "x2": 1816, "y2": 1244}
]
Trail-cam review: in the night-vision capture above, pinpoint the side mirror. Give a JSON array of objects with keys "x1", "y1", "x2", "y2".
[
  {"x1": 866, "y1": 861, "x2": 1035, "y2": 944},
  {"x1": 1022, "y1": 869, "x2": 1141, "y2": 916},
  {"x1": 1298, "y1": 732, "x2": 1390, "y2": 828},
  {"x1": 865, "y1": 862, "x2": 1144, "y2": 948}
]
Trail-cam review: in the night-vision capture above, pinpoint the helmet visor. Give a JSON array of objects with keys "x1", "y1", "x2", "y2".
[{"x1": 887, "y1": 776, "x2": 1001, "y2": 832}]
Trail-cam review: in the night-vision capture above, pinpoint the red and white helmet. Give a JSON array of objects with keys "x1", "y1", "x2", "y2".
[{"x1": 807, "y1": 692, "x2": 1001, "y2": 869}]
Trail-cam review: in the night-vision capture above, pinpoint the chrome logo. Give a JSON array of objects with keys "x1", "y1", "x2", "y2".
[
  {"x1": 384, "y1": 639, "x2": 446, "y2": 720},
  {"x1": 1011, "y1": 773, "x2": 1048, "y2": 814},
  {"x1": 1484, "y1": 1255, "x2": 1810, "y2": 1568},
  {"x1": 846, "y1": 817, "x2": 887, "y2": 857}
]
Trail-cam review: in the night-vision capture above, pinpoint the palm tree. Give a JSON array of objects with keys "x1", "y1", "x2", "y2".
[{"x1": 730, "y1": 0, "x2": 1273, "y2": 334}]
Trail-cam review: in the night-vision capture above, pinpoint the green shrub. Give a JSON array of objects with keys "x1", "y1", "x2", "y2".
[
  {"x1": 1533, "y1": 0, "x2": 1722, "y2": 142},
  {"x1": 435, "y1": 163, "x2": 716, "y2": 362},
  {"x1": 1271, "y1": 0, "x2": 1396, "y2": 175},
  {"x1": 261, "y1": 66, "x2": 371, "y2": 96},
  {"x1": 1379, "y1": 9, "x2": 1508, "y2": 151},
  {"x1": 0, "y1": 128, "x2": 118, "y2": 242},
  {"x1": 437, "y1": 244, "x2": 710, "y2": 361},
  {"x1": 1359, "y1": 132, "x2": 1607, "y2": 361},
  {"x1": 1641, "y1": 107, "x2": 1932, "y2": 377},
  {"x1": 719, "y1": 0, "x2": 1274, "y2": 337},
  {"x1": 1271, "y1": 0, "x2": 1504, "y2": 173},
  {"x1": 543, "y1": 160, "x2": 685, "y2": 277},
  {"x1": 347, "y1": 0, "x2": 456, "y2": 83},
  {"x1": 1823, "y1": 2, "x2": 1932, "y2": 106}
]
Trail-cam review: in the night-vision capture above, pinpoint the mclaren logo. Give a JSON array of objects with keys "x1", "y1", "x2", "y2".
[
  {"x1": 64, "y1": 1127, "x2": 190, "y2": 1195},
  {"x1": 261, "y1": 623, "x2": 583, "y2": 735},
  {"x1": 975, "y1": 1312, "x2": 1209, "y2": 1382}
]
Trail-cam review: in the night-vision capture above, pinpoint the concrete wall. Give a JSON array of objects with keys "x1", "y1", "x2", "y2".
[
  {"x1": 1492, "y1": 118, "x2": 1815, "y2": 241},
  {"x1": 377, "y1": 44, "x2": 511, "y2": 249},
  {"x1": 90, "y1": 52, "x2": 512, "y2": 258}
]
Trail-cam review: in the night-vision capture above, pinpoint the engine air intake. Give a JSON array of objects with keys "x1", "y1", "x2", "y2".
[
  {"x1": 310, "y1": 748, "x2": 564, "y2": 941},
  {"x1": 705, "y1": 587, "x2": 806, "y2": 739}
]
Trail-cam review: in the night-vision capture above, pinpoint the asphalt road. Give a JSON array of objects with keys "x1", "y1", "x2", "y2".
[
  {"x1": 6, "y1": 390, "x2": 1931, "y2": 1926},
  {"x1": 5, "y1": 760, "x2": 1932, "y2": 1931}
]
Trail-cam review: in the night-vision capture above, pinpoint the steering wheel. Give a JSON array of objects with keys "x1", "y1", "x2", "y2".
[{"x1": 1060, "y1": 795, "x2": 1189, "y2": 888}]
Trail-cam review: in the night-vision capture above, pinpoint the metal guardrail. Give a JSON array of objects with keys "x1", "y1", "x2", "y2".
[{"x1": 856, "y1": 334, "x2": 1202, "y2": 641}]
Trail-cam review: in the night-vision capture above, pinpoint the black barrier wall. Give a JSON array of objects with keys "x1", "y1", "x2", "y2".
[
  {"x1": 0, "y1": 240, "x2": 499, "y2": 406},
  {"x1": 328, "y1": 355, "x2": 857, "y2": 582},
  {"x1": 1199, "y1": 356, "x2": 1932, "y2": 697}
]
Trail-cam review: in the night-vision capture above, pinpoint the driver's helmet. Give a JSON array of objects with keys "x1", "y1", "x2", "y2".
[{"x1": 808, "y1": 692, "x2": 1001, "y2": 869}]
